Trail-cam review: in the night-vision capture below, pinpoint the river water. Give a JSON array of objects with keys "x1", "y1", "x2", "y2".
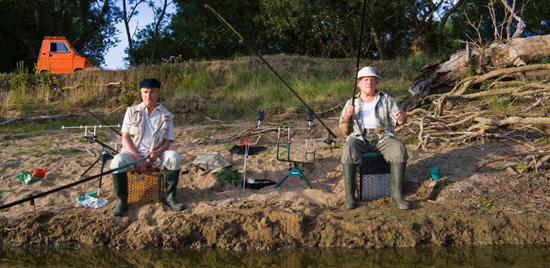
[{"x1": 0, "y1": 245, "x2": 548, "y2": 267}]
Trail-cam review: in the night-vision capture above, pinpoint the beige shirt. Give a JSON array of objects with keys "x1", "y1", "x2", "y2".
[{"x1": 120, "y1": 102, "x2": 175, "y2": 156}]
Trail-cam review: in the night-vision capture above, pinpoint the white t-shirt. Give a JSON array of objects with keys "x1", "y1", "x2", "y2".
[{"x1": 360, "y1": 101, "x2": 377, "y2": 129}]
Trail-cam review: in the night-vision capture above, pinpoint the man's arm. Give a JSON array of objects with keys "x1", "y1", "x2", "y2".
[
  {"x1": 340, "y1": 102, "x2": 354, "y2": 136},
  {"x1": 121, "y1": 132, "x2": 147, "y2": 172},
  {"x1": 147, "y1": 139, "x2": 171, "y2": 162}
]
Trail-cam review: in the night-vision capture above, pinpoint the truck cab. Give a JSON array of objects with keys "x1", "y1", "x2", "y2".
[{"x1": 36, "y1": 36, "x2": 93, "y2": 74}]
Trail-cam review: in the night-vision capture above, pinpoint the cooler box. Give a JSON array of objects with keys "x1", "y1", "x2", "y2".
[
  {"x1": 359, "y1": 152, "x2": 391, "y2": 200},
  {"x1": 127, "y1": 168, "x2": 164, "y2": 205}
]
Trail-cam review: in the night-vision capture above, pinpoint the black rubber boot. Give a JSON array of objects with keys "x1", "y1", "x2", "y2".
[
  {"x1": 110, "y1": 172, "x2": 128, "y2": 217},
  {"x1": 164, "y1": 169, "x2": 186, "y2": 211},
  {"x1": 391, "y1": 162, "x2": 411, "y2": 210},
  {"x1": 343, "y1": 164, "x2": 357, "y2": 210}
]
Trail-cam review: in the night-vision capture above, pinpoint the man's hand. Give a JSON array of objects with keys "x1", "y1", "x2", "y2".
[
  {"x1": 146, "y1": 150, "x2": 161, "y2": 163},
  {"x1": 395, "y1": 110, "x2": 407, "y2": 125},
  {"x1": 133, "y1": 154, "x2": 146, "y2": 173},
  {"x1": 344, "y1": 105, "x2": 355, "y2": 121}
]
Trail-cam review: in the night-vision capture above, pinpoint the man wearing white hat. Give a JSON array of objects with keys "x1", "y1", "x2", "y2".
[{"x1": 339, "y1": 66, "x2": 410, "y2": 210}]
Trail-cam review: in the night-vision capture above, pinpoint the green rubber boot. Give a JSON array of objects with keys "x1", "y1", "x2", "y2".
[
  {"x1": 110, "y1": 172, "x2": 128, "y2": 217},
  {"x1": 164, "y1": 169, "x2": 186, "y2": 211},
  {"x1": 391, "y1": 163, "x2": 411, "y2": 210},
  {"x1": 343, "y1": 164, "x2": 357, "y2": 210}
]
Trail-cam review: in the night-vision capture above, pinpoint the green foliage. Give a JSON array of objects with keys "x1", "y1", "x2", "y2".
[
  {"x1": 433, "y1": 180, "x2": 450, "y2": 190},
  {"x1": 537, "y1": 56, "x2": 550, "y2": 64},
  {"x1": 176, "y1": 67, "x2": 215, "y2": 97},
  {"x1": 15, "y1": 147, "x2": 79, "y2": 158},
  {"x1": 467, "y1": 59, "x2": 476, "y2": 77},
  {"x1": 3, "y1": 61, "x2": 33, "y2": 112},
  {"x1": 472, "y1": 191, "x2": 493, "y2": 212},
  {"x1": 198, "y1": 134, "x2": 211, "y2": 145},
  {"x1": 35, "y1": 69, "x2": 58, "y2": 91},
  {"x1": 485, "y1": 96, "x2": 509, "y2": 111},
  {"x1": 0, "y1": 0, "x2": 120, "y2": 72},
  {"x1": 216, "y1": 169, "x2": 242, "y2": 187}
]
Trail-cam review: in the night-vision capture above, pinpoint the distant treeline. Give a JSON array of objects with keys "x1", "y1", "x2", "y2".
[{"x1": 0, "y1": 0, "x2": 548, "y2": 73}]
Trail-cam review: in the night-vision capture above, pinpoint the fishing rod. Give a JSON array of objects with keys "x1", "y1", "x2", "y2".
[
  {"x1": 204, "y1": 3, "x2": 336, "y2": 144},
  {"x1": 0, "y1": 157, "x2": 149, "y2": 211},
  {"x1": 351, "y1": 0, "x2": 368, "y2": 107}
]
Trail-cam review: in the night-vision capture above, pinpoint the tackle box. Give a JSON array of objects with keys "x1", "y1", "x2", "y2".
[{"x1": 359, "y1": 152, "x2": 391, "y2": 200}]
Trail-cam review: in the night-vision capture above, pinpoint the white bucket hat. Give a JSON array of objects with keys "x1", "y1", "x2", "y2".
[{"x1": 357, "y1": 66, "x2": 381, "y2": 82}]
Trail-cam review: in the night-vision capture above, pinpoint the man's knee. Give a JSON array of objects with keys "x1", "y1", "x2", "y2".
[
  {"x1": 341, "y1": 138, "x2": 364, "y2": 164},
  {"x1": 163, "y1": 150, "x2": 181, "y2": 170},
  {"x1": 384, "y1": 139, "x2": 408, "y2": 163},
  {"x1": 110, "y1": 153, "x2": 133, "y2": 173}
]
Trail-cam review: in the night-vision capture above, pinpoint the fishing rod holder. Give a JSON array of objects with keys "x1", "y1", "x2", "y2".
[
  {"x1": 62, "y1": 124, "x2": 121, "y2": 197},
  {"x1": 272, "y1": 126, "x2": 320, "y2": 189}
]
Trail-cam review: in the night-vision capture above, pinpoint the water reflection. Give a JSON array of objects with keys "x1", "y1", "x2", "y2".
[{"x1": 0, "y1": 245, "x2": 548, "y2": 267}]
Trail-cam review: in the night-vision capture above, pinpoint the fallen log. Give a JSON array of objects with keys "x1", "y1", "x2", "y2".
[
  {"x1": 0, "y1": 113, "x2": 86, "y2": 126},
  {"x1": 402, "y1": 35, "x2": 550, "y2": 111}
]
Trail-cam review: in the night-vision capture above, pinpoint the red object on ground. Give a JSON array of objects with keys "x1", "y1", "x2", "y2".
[{"x1": 33, "y1": 169, "x2": 47, "y2": 178}]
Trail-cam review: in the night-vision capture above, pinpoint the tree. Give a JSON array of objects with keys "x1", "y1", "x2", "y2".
[
  {"x1": 0, "y1": 0, "x2": 120, "y2": 72},
  {"x1": 121, "y1": 0, "x2": 147, "y2": 66},
  {"x1": 403, "y1": 0, "x2": 467, "y2": 57},
  {"x1": 131, "y1": 1, "x2": 274, "y2": 63}
]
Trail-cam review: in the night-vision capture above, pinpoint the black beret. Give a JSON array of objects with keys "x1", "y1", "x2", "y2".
[{"x1": 139, "y1": 78, "x2": 161, "y2": 89}]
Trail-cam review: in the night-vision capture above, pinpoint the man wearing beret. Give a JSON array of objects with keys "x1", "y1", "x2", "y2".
[{"x1": 109, "y1": 78, "x2": 185, "y2": 217}]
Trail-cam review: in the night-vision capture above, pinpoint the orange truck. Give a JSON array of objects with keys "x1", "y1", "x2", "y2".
[{"x1": 36, "y1": 36, "x2": 93, "y2": 74}]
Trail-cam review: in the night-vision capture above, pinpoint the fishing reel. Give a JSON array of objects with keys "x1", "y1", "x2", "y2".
[{"x1": 256, "y1": 110, "x2": 264, "y2": 129}]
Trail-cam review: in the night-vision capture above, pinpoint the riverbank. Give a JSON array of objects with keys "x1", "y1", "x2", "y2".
[{"x1": 0, "y1": 120, "x2": 549, "y2": 249}]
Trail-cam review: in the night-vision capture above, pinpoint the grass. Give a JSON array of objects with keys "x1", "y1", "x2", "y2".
[
  {"x1": 0, "y1": 117, "x2": 112, "y2": 136},
  {"x1": 14, "y1": 147, "x2": 80, "y2": 157},
  {"x1": 0, "y1": 55, "x2": 436, "y2": 124}
]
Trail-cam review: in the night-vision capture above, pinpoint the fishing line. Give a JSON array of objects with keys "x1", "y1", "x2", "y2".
[{"x1": 204, "y1": 3, "x2": 336, "y2": 143}]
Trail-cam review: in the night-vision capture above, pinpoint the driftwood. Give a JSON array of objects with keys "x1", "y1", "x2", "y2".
[
  {"x1": 402, "y1": 35, "x2": 550, "y2": 112},
  {"x1": 61, "y1": 81, "x2": 123, "y2": 90}
]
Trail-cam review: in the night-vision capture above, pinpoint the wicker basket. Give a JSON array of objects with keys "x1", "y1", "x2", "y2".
[{"x1": 127, "y1": 169, "x2": 163, "y2": 205}]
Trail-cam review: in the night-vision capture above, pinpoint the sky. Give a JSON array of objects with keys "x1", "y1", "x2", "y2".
[{"x1": 103, "y1": 1, "x2": 176, "y2": 70}]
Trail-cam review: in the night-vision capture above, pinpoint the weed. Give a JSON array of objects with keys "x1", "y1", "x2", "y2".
[
  {"x1": 33, "y1": 141, "x2": 52, "y2": 149},
  {"x1": 472, "y1": 192, "x2": 493, "y2": 212},
  {"x1": 216, "y1": 169, "x2": 241, "y2": 187},
  {"x1": 384, "y1": 235, "x2": 392, "y2": 244},
  {"x1": 537, "y1": 56, "x2": 550, "y2": 64},
  {"x1": 223, "y1": 143, "x2": 235, "y2": 152},
  {"x1": 433, "y1": 180, "x2": 449, "y2": 190},
  {"x1": 198, "y1": 134, "x2": 211, "y2": 145},
  {"x1": 484, "y1": 96, "x2": 508, "y2": 111},
  {"x1": 467, "y1": 58, "x2": 476, "y2": 77},
  {"x1": 50, "y1": 148, "x2": 80, "y2": 156},
  {"x1": 21, "y1": 147, "x2": 80, "y2": 158}
]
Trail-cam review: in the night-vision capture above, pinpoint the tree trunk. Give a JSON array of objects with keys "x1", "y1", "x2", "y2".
[{"x1": 402, "y1": 34, "x2": 550, "y2": 111}]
